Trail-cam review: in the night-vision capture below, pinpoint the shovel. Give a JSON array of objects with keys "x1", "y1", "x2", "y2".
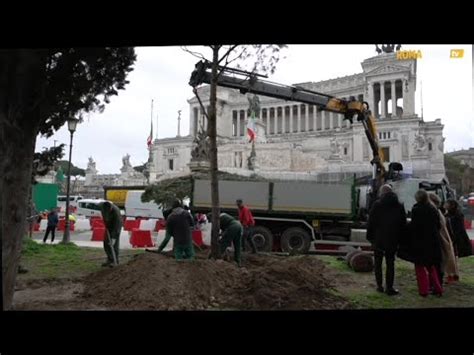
[{"x1": 106, "y1": 229, "x2": 118, "y2": 266}]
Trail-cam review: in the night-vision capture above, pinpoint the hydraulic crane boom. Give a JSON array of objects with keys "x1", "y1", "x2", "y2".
[{"x1": 189, "y1": 60, "x2": 387, "y2": 204}]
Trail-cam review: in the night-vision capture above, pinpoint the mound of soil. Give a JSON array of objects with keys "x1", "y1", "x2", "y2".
[{"x1": 83, "y1": 252, "x2": 349, "y2": 310}]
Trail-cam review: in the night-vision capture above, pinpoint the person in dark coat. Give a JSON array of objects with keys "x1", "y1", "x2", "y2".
[
  {"x1": 219, "y1": 213, "x2": 243, "y2": 267},
  {"x1": 367, "y1": 184, "x2": 406, "y2": 295},
  {"x1": 100, "y1": 201, "x2": 123, "y2": 266},
  {"x1": 43, "y1": 207, "x2": 59, "y2": 243},
  {"x1": 444, "y1": 199, "x2": 473, "y2": 260},
  {"x1": 157, "y1": 199, "x2": 195, "y2": 260},
  {"x1": 410, "y1": 189, "x2": 443, "y2": 297}
]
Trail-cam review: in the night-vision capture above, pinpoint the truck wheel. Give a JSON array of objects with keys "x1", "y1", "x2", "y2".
[
  {"x1": 250, "y1": 226, "x2": 273, "y2": 252},
  {"x1": 281, "y1": 227, "x2": 311, "y2": 254}
]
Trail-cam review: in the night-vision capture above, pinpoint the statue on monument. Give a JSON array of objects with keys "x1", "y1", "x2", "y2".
[
  {"x1": 87, "y1": 156, "x2": 96, "y2": 171},
  {"x1": 330, "y1": 137, "x2": 341, "y2": 157},
  {"x1": 247, "y1": 94, "x2": 261, "y2": 118},
  {"x1": 438, "y1": 137, "x2": 445, "y2": 153},
  {"x1": 247, "y1": 142, "x2": 257, "y2": 171},
  {"x1": 190, "y1": 128, "x2": 210, "y2": 161},
  {"x1": 121, "y1": 153, "x2": 133, "y2": 172},
  {"x1": 413, "y1": 131, "x2": 427, "y2": 152},
  {"x1": 375, "y1": 44, "x2": 402, "y2": 54}
]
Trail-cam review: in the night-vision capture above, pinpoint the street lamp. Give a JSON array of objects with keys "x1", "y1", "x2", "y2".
[{"x1": 62, "y1": 117, "x2": 79, "y2": 244}]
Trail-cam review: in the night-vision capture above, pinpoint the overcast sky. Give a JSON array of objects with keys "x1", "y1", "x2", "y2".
[{"x1": 35, "y1": 45, "x2": 473, "y2": 174}]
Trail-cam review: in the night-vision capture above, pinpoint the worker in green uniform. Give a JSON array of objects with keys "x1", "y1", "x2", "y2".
[
  {"x1": 218, "y1": 213, "x2": 243, "y2": 267},
  {"x1": 157, "y1": 199, "x2": 195, "y2": 260},
  {"x1": 100, "y1": 201, "x2": 123, "y2": 267}
]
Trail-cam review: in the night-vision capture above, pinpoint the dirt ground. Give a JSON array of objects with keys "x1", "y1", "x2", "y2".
[{"x1": 14, "y1": 251, "x2": 349, "y2": 311}]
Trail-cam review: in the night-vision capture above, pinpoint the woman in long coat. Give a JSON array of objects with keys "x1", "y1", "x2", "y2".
[
  {"x1": 428, "y1": 193, "x2": 459, "y2": 284},
  {"x1": 410, "y1": 190, "x2": 443, "y2": 297},
  {"x1": 444, "y1": 199, "x2": 473, "y2": 260}
]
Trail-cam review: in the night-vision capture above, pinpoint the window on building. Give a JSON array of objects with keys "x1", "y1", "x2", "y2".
[
  {"x1": 381, "y1": 147, "x2": 390, "y2": 162},
  {"x1": 262, "y1": 109, "x2": 268, "y2": 134},
  {"x1": 388, "y1": 132, "x2": 391, "y2": 139},
  {"x1": 429, "y1": 142, "x2": 432, "y2": 151},
  {"x1": 240, "y1": 110, "x2": 245, "y2": 136},
  {"x1": 232, "y1": 111, "x2": 238, "y2": 136},
  {"x1": 344, "y1": 147, "x2": 348, "y2": 155},
  {"x1": 168, "y1": 159, "x2": 174, "y2": 171}
]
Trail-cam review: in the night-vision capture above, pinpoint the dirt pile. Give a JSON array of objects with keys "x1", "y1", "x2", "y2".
[{"x1": 83, "y1": 252, "x2": 349, "y2": 310}]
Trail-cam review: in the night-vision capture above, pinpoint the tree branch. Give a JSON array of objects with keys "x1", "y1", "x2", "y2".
[
  {"x1": 181, "y1": 46, "x2": 207, "y2": 61},
  {"x1": 217, "y1": 45, "x2": 239, "y2": 65}
]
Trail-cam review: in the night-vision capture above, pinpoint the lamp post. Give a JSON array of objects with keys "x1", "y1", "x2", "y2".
[{"x1": 62, "y1": 118, "x2": 79, "y2": 244}]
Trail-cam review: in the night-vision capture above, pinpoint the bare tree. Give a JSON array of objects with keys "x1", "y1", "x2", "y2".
[{"x1": 183, "y1": 45, "x2": 286, "y2": 258}]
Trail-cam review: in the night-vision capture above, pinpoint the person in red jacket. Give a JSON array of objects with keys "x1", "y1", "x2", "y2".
[{"x1": 236, "y1": 199, "x2": 257, "y2": 253}]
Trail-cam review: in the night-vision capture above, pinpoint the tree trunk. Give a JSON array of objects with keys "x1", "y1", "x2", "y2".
[
  {"x1": 209, "y1": 46, "x2": 221, "y2": 258},
  {"x1": 0, "y1": 120, "x2": 38, "y2": 310},
  {"x1": 0, "y1": 49, "x2": 44, "y2": 310}
]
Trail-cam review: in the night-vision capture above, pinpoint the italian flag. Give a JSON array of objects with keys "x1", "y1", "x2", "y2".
[{"x1": 247, "y1": 111, "x2": 257, "y2": 143}]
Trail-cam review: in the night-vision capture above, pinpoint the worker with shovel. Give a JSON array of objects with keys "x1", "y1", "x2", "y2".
[
  {"x1": 100, "y1": 201, "x2": 123, "y2": 267},
  {"x1": 156, "y1": 199, "x2": 195, "y2": 260},
  {"x1": 217, "y1": 213, "x2": 243, "y2": 267}
]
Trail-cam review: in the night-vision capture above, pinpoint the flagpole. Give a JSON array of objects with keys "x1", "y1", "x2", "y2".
[
  {"x1": 151, "y1": 99, "x2": 154, "y2": 142},
  {"x1": 156, "y1": 102, "x2": 159, "y2": 140},
  {"x1": 420, "y1": 81, "x2": 423, "y2": 119}
]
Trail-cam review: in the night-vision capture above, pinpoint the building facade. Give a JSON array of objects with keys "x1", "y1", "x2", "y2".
[
  {"x1": 446, "y1": 148, "x2": 474, "y2": 168},
  {"x1": 149, "y1": 51, "x2": 446, "y2": 182}
]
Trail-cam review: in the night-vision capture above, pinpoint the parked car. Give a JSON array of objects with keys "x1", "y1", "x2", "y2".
[
  {"x1": 76, "y1": 199, "x2": 106, "y2": 217},
  {"x1": 57, "y1": 195, "x2": 83, "y2": 212}
]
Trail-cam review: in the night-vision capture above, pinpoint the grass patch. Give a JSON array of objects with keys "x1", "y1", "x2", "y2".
[
  {"x1": 318, "y1": 255, "x2": 352, "y2": 272},
  {"x1": 19, "y1": 238, "x2": 143, "y2": 281},
  {"x1": 318, "y1": 254, "x2": 474, "y2": 309}
]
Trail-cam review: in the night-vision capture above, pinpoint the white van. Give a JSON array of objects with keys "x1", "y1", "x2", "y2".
[
  {"x1": 57, "y1": 195, "x2": 83, "y2": 212},
  {"x1": 125, "y1": 191, "x2": 163, "y2": 219},
  {"x1": 76, "y1": 199, "x2": 106, "y2": 217}
]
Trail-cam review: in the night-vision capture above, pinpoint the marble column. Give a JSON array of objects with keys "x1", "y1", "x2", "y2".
[
  {"x1": 391, "y1": 80, "x2": 397, "y2": 118},
  {"x1": 380, "y1": 81, "x2": 386, "y2": 118}
]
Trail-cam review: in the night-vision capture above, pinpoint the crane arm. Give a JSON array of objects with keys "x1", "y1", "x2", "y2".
[{"x1": 189, "y1": 60, "x2": 386, "y2": 190}]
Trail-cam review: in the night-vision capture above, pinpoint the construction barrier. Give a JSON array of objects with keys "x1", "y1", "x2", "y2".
[
  {"x1": 75, "y1": 219, "x2": 92, "y2": 231},
  {"x1": 91, "y1": 219, "x2": 105, "y2": 229},
  {"x1": 91, "y1": 227, "x2": 106, "y2": 241},
  {"x1": 465, "y1": 219, "x2": 472, "y2": 230},
  {"x1": 39, "y1": 219, "x2": 48, "y2": 231},
  {"x1": 139, "y1": 219, "x2": 157, "y2": 231},
  {"x1": 124, "y1": 219, "x2": 140, "y2": 231},
  {"x1": 89, "y1": 216, "x2": 102, "y2": 227},
  {"x1": 130, "y1": 229, "x2": 154, "y2": 248},
  {"x1": 192, "y1": 230, "x2": 203, "y2": 246},
  {"x1": 57, "y1": 219, "x2": 75, "y2": 232},
  {"x1": 155, "y1": 219, "x2": 166, "y2": 232}
]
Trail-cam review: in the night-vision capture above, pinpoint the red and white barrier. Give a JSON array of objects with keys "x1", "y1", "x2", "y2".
[
  {"x1": 465, "y1": 219, "x2": 473, "y2": 230},
  {"x1": 130, "y1": 229, "x2": 154, "y2": 248},
  {"x1": 75, "y1": 219, "x2": 92, "y2": 231},
  {"x1": 138, "y1": 219, "x2": 157, "y2": 231},
  {"x1": 91, "y1": 227, "x2": 106, "y2": 241}
]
